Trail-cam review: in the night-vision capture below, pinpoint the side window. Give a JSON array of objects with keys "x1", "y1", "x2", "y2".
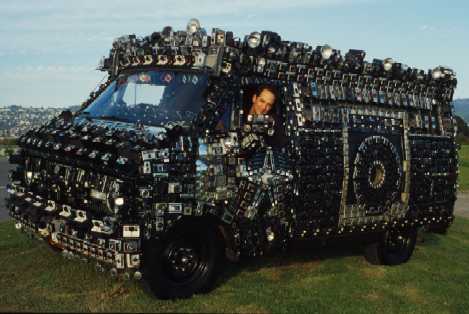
[
  {"x1": 241, "y1": 84, "x2": 283, "y2": 121},
  {"x1": 241, "y1": 84, "x2": 288, "y2": 150}
]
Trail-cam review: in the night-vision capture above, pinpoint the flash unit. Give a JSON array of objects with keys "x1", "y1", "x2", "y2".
[
  {"x1": 383, "y1": 58, "x2": 394, "y2": 72},
  {"x1": 186, "y1": 18, "x2": 201, "y2": 34},
  {"x1": 321, "y1": 45, "x2": 333, "y2": 60},
  {"x1": 247, "y1": 32, "x2": 261, "y2": 48},
  {"x1": 432, "y1": 67, "x2": 443, "y2": 79},
  {"x1": 443, "y1": 68, "x2": 454, "y2": 79}
]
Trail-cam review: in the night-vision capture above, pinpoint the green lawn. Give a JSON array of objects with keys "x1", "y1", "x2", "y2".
[
  {"x1": 0, "y1": 145, "x2": 16, "y2": 157},
  {"x1": 0, "y1": 145, "x2": 468, "y2": 313},
  {"x1": 1, "y1": 219, "x2": 469, "y2": 313},
  {"x1": 459, "y1": 145, "x2": 469, "y2": 191}
]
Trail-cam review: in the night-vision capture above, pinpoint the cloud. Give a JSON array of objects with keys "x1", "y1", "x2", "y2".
[
  {"x1": 0, "y1": 64, "x2": 98, "y2": 79},
  {"x1": 0, "y1": 0, "x2": 370, "y2": 34},
  {"x1": 1, "y1": 64, "x2": 101, "y2": 77},
  {"x1": 0, "y1": 0, "x2": 362, "y2": 17},
  {"x1": 419, "y1": 25, "x2": 437, "y2": 32},
  {"x1": 0, "y1": 0, "x2": 372, "y2": 60},
  {"x1": 0, "y1": 0, "x2": 387, "y2": 107}
]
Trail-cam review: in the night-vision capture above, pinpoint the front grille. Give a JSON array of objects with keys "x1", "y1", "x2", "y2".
[
  {"x1": 25, "y1": 157, "x2": 123, "y2": 215},
  {"x1": 88, "y1": 199, "x2": 113, "y2": 215}
]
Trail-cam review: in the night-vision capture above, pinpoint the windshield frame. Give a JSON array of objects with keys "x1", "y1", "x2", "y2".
[{"x1": 78, "y1": 67, "x2": 210, "y2": 127}]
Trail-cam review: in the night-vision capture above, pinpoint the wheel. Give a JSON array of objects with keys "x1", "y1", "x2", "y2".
[
  {"x1": 144, "y1": 223, "x2": 224, "y2": 299},
  {"x1": 364, "y1": 227, "x2": 417, "y2": 265}
]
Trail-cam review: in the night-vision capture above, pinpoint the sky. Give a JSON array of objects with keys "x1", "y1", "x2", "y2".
[{"x1": 0, "y1": 0, "x2": 468, "y2": 107}]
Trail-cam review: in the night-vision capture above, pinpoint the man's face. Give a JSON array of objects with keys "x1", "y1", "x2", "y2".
[{"x1": 251, "y1": 89, "x2": 276, "y2": 115}]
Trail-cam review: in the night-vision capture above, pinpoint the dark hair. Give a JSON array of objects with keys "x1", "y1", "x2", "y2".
[{"x1": 254, "y1": 85, "x2": 278, "y2": 106}]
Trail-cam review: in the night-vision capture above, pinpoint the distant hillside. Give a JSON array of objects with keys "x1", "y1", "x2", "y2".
[
  {"x1": 455, "y1": 115, "x2": 469, "y2": 145},
  {"x1": 453, "y1": 99, "x2": 469, "y2": 123},
  {"x1": 0, "y1": 104, "x2": 81, "y2": 138},
  {"x1": 68, "y1": 105, "x2": 81, "y2": 112}
]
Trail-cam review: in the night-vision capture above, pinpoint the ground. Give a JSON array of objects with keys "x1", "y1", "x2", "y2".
[
  {"x1": 0, "y1": 218, "x2": 468, "y2": 313},
  {"x1": 0, "y1": 145, "x2": 468, "y2": 313}
]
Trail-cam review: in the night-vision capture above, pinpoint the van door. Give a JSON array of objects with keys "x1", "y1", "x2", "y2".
[{"x1": 231, "y1": 81, "x2": 294, "y2": 253}]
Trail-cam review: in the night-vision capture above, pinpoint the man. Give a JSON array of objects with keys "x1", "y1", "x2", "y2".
[
  {"x1": 215, "y1": 85, "x2": 278, "y2": 132},
  {"x1": 245, "y1": 85, "x2": 287, "y2": 150},
  {"x1": 248, "y1": 85, "x2": 277, "y2": 116}
]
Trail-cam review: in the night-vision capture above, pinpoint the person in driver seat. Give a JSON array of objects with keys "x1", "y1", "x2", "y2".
[
  {"x1": 249, "y1": 85, "x2": 277, "y2": 115},
  {"x1": 246, "y1": 85, "x2": 288, "y2": 150}
]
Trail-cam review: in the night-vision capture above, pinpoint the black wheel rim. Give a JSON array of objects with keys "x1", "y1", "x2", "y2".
[{"x1": 162, "y1": 236, "x2": 208, "y2": 283}]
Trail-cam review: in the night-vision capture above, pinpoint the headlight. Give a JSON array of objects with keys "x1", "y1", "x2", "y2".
[{"x1": 114, "y1": 197, "x2": 124, "y2": 206}]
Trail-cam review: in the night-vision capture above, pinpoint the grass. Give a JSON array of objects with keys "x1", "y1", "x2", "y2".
[
  {"x1": 1, "y1": 218, "x2": 469, "y2": 313},
  {"x1": 0, "y1": 145, "x2": 467, "y2": 313},
  {"x1": 0, "y1": 145, "x2": 16, "y2": 157},
  {"x1": 458, "y1": 145, "x2": 469, "y2": 191}
]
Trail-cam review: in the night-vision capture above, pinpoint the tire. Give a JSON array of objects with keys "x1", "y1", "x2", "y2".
[
  {"x1": 144, "y1": 223, "x2": 224, "y2": 299},
  {"x1": 364, "y1": 227, "x2": 417, "y2": 266},
  {"x1": 427, "y1": 223, "x2": 449, "y2": 235}
]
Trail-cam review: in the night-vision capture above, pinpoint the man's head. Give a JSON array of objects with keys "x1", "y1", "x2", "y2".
[{"x1": 250, "y1": 85, "x2": 277, "y2": 115}]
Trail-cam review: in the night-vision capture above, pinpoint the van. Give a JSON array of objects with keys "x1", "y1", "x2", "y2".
[{"x1": 6, "y1": 19, "x2": 458, "y2": 299}]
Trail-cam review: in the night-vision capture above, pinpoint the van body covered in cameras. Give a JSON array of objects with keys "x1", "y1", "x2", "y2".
[{"x1": 6, "y1": 19, "x2": 458, "y2": 298}]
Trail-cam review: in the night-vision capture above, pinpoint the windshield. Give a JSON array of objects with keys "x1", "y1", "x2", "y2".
[{"x1": 81, "y1": 70, "x2": 208, "y2": 126}]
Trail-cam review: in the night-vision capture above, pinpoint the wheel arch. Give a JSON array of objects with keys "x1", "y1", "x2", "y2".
[{"x1": 164, "y1": 214, "x2": 239, "y2": 262}]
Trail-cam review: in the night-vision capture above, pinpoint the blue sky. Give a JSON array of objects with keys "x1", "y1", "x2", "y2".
[{"x1": 0, "y1": 0, "x2": 468, "y2": 107}]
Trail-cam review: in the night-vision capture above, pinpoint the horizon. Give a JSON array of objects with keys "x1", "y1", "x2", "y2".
[{"x1": 1, "y1": 0, "x2": 468, "y2": 108}]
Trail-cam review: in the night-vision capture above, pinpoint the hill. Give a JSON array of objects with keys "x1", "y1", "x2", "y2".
[{"x1": 453, "y1": 99, "x2": 469, "y2": 123}]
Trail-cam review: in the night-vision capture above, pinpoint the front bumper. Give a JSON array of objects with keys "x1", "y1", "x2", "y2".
[{"x1": 6, "y1": 185, "x2": 143, "y2": 279}]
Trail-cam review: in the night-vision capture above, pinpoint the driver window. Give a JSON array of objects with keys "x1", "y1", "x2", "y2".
[
  {"x1": 242, "y1": 84, "x2": 279, "y2": 119},
  {"x1": 241, "y1": 84, "x2": 288, "y2": 150}
]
